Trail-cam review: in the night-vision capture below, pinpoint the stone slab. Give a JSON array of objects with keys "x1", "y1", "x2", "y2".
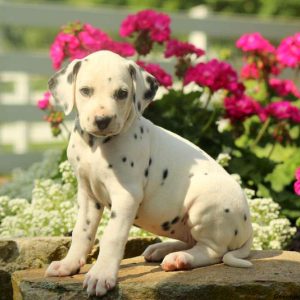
[
  {"x1": 12, "y1": 250, "x2": 300, "y2": 300},
  {"x1": 0, "y1": 236, "x2": 160, "y2": 300}
]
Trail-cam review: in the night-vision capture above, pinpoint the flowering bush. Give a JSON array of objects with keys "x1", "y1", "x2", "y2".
[
  {"x1": 1, "y1": 159, "x2": 295, "y2": 250},
  {"x1": 35, "y1": 10, "x2": 300, "y2": 222}
]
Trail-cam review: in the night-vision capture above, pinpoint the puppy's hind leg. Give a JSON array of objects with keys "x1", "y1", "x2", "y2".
[
  {"x1": 161, "y1": 242, "x2": 222, "y2": 271},
  {"x1": 142, "y1": 241, "x2": 191, "y2": 262}
]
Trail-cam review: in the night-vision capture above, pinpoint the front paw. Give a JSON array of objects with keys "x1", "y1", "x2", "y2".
[
  {"x1": 83, "y1": 264, "x2": 117, "y2": 297},
  {"x1": 45, "y1": 257, "x2": 85, "y2": 277}
]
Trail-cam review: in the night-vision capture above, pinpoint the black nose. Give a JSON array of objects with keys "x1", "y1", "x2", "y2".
[{"x1": 95, "y1": 116, "x2": 112, "y2": 130}]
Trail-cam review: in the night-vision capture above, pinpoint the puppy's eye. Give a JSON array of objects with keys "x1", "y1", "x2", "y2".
[
  {"x1": 114, "y1": 88, "x2": 128, "y2": 100},
  {"x1": 80, "y1": 87, "x2": 93, "y2": 97}
]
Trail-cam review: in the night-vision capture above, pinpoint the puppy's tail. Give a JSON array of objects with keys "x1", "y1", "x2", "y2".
[{"x1": 222, "y1": 232, "x2": 253, "y2": 268}]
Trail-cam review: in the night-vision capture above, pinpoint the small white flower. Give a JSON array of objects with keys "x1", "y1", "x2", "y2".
[{"x1": 216, "y1": 118, "x2": 230, "y2": 133}]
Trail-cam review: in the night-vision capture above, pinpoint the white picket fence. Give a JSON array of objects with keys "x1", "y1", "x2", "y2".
[{"x1": 1, "y1": 1, "x2": 300, "y2": 172}]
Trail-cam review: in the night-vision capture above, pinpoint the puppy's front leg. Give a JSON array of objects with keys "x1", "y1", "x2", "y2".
[
  {"x1": 45, "y1": 183, "x2": 103, "y2": 277},
  {"x1": 83, "y1": 191, "x2": 140, "y2": 297}
]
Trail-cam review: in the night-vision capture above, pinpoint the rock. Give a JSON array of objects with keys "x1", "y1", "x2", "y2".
[
  {"x1": 12, "y1": 250, "x2": 300, "y2": 300},
  {"x1": 0, "y1": 236, "x2": 160, "y2": 300}
]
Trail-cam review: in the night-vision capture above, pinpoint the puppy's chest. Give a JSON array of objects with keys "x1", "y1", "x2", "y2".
[{"x1": 67, "y1": 135, "x2": 115, "y2": 201}]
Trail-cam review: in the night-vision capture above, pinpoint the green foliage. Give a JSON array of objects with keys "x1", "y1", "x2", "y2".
[{"x1": 0, "y1": 150, "x2": 63, "y2": 200}]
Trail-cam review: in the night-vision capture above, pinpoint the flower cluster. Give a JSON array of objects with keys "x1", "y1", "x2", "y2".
[
  {"x1": 269, "y1": 78, "x2": 300, "y2": 98},
  {"x1": 137, "y1": 61, "x2": 172, "y2": 88},
  {"x1": 224, "y1": 95, "x2": 263, "y2": 122},
  {"x1": 236, "y1": 32, "x2": 275, "y2": 53},
  {"x1": 184, "y1": 59, "x2": 240, "y2": 93},
  {"x1": 277, "y1": 33, "x2": 300, "y2": 68},
  {"x1": 248, "y1": 196, "x2": 296, "y2": 250},
  {"x1": 164, "y1": 39, "x2": 205, "y2": 58},
  {"x1": 51, "y1": 22, "x2": 135, "y2": 69},
  {"x1": 265, "y1": 101, "x2": 300, "y2": 123},
  {"x1": 294, "y1": 168, "x2": 300, "y2": 196},
  {"x1": 120, "y1": 10, "x2": 170, "y2": 55}
]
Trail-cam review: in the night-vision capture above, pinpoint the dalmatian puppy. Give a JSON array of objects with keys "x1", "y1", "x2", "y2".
[{"x1": 45, "y1": 50, "x2": 253, "y2": 297}]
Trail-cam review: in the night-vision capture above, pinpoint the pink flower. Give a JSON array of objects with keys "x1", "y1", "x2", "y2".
[
  {"x1": 269, "y1": 78, "x2": 300, "y2": 98},
  {"x1": 294, "y1": 181, "x2": 300, "y2": 196},
  {"x1": 164, "y1": 39, "x2": 205, "y2": 58},
  {"x1": 137, "y1": 61, "x2": 173, "y2": 88},
  {"x1": 294, "y1": 167, "x2": 300, "y2": 196},
  {"x1": 37, "y1": 91, "x2": 51, "y2": 110},
  {"x1": 50, "y1": 22, "x2": 135, "y2": 69},
  {"x1": 236, "y1": 32, "x2": 275, "y2": 53},
  {"x1": 265, "y1": 101, "x2": 300, "y2": 123},
  {"x1": 120, "y1": 9, "x2": 171, "y2": 43},
  {"x1": 184, "y1": 59, "x2": 239, "y2": 92},
  {"x1": 224, "y1": 95, "x2": 262, "y2": 122},
  {"x1": 277, "y1": 33, "x2": 300, "y2": 68},
  {"x1": 241, "y1": 63, "x2": 260, "y2": 79},
  {"x1": 50, "y1": 41, "x2": 65, "y2": 70},
  {"x1": 101, "y1": 40, "x2": 135, "y2": 57},
  {"x1": 295, "y1": 167, "x2": 300, "y2": 181}
]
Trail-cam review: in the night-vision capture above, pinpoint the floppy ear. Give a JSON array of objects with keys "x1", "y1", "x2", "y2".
[
  {"x1": 48, "y1": 59, "x2": 82, "y2": 115},
  {"x1": 128, "y1": 62, "x2": 159, "y2": 116}
]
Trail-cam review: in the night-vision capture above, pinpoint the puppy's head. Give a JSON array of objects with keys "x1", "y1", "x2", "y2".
[{"x1": 48, "y1": 50, "x2": 159, "y2": 137}]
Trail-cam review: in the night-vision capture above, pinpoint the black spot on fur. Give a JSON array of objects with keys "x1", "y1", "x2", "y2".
[
  {"x1": 204, "y1": 172, "x2": 208, "y2": 175},
  {"x1": 244, "y1": 214, "x2": 247, "y2": 221},
  {"x1": 144, "y1": 168, "x2": 149, "y2": 177},
  {"x1": 134, "y1": 133, "x2": 138, "y2": 139},
  {"x1": 162, "y1": 169, "x2": 168, "y2": 180},
  {"x1": 133, "y1": 93, "x2": 136, "y2": 103},
  {"x1": 144, "y1": 76, "x2": 159, "y2": 100},
  {"x1": 108, "y1": 77, "x2": 112, "y2": 81},
  {"x1": 144, "y1": 89, "x2": 154, "y2": 100},
  {"x1": 67, "y1": 72, "x2": 73, "y2": 83},
  {"x1": 234, "y1": 229, "x2": 238, "y2": 236},
  {"x1": 95, "y1": 202, "x2": 101, "y2": 210},
  {"x1": 122, "y1": 157, "x2": 127, "y2": 162},
  {"x1": 88, "y1": 135, "x2": 94, "y2": 147},
  {"x1": 149, "y1": 157, "x2": 152, "y2": 166},
  {"x1": 140, "y1": 126, "x2": 144, "y2": 134},
  {"x1": 224, "y1": 209, "x2": 230, "y2": 213},
  {"x1": 87, "y1": 235, "x2": 92, "y2": 241},
  {"x1": 129, "y1": 65, "x2": 136, "y2": 80},
  {"x1": 76, "y1": 156, "x2": 80, "y2": 162},
  {"x1": 171, "y1": 216, "x2": 180, "y2": 224},
  {"x1": 103, "y1": 137, "x2": 111, "y2": 144},
  {"x1": 108, "y1": 203, "x2": 112, "y2": 209},
  {"x1": 189, "y1": 173, "x2": 194, "y2": 178},
  {"x1": 83, "y1": 228, "x2": 87, "y2": 232},
  {"x1": 108, "y1": 164, "x2": 113, "y2": 169},
  {"x1": 86, "y1": 219, "x2": 91, "y2": 225},
  {"x1": 171, "y1": 230, "x2": 175, "y2": 234},
  {"x1": 48, "y1": 77, "x2": 58, "y2": 92},
  {"x1": 73, "y1": 61, "x2": 82, "y2": 77},
  {"x1": 111, "y1": 211, "x2": 116, "y2": 218},
  {"x1": 137, "y1": 101, "x2": 141, "y2": 112},
  {"x1": 131, "y1": 161, "x2": 134, "y2": 167},
  {"x1": 161, "y1": 221, "x2": 170, "y2": 231}
]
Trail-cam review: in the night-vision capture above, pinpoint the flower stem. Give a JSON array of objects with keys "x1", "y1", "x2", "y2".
[
  {"x1": 267, "y1": 143, "x2": 276, "y2": 159},
  {"x1": 252, "y1": 117, "x2": 271, "y2": 147},
  {"x1": 201, "y1": 109, "x2": 217, "y2": 135},
  {"x1": 203, "y1": 88, "x2": 212, "y2": 110}
]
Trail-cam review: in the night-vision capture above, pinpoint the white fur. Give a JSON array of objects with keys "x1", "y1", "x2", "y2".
[{"x1": 45, "y1": 51, "x2": 253, "y2": 297}]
